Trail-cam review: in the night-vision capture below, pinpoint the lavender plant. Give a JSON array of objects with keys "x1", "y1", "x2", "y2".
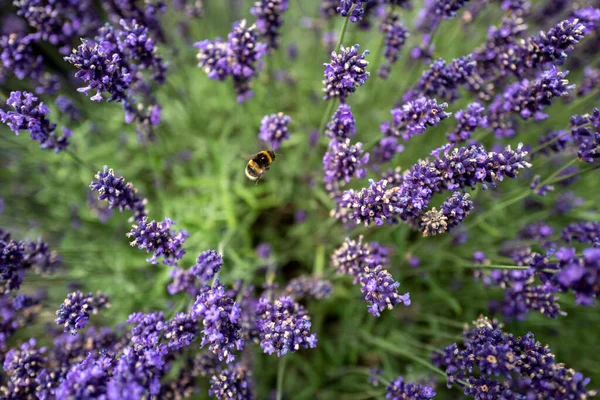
[{"x1": 1, "y1": 0, "x2": 600, "y2": 398}]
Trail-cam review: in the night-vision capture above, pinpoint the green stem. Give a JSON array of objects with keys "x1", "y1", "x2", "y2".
[
  {"x1": 318, "y1": 99, "x2": 337, "y2": 135},
  {"x1": 547, "y1": 162, "x2": 600, "y2": 186},
  {"x1": 65, "y1": 148, "x2": 96, "y2": 173},
  {"x1": 361, "y1": 333, "x2": 472, "y2": 389},
  {"x1": 465, "y1": 190, "x2": 529, "y2": 230},
  {"x1": 335, "y1": 6, "x2": 354, "y2": 50},
  {"x1": 314, "y1": 244, "x2": 326, "y2": 276},
  {"x1": 536, "y1": 158, "x2": 579, "y2": 188},
  {"x1": 459, "y1": 263, "x2": 529, "y2": 270},
  {"x1": 529, "y1": 130, "x2": 571, "y2": 156},
  {"x1": 276, "y1": 356, "x2": 288, "y2": 400}
]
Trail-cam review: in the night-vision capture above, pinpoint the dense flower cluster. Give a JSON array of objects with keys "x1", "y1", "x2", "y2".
[
  {"x1": 432, "y1": 316, "x2": 595, "y2": 398},
  {"x1": 258, "y1": 112, "x2": 291, "y2": 150},
  {"x1": 192, "y1": 250, "x2": 224, "y2": 282},
  {"x1": 255, "y1": 296, "x2": 317, "y2": 356},
  {"x1": 283, "y1": 275, "x2": 333, "y2": 300},
  {"x1": 323, "y1": 44, "x2": 370, "y2": 102},
  {"x1": 209, "y1": 363, "x2": 254, "y2": 400},
  {"x1": 380, "y1": 97, "x2": 451, "y2": 141},
  {"x1": 192, "y1": 279, "x2": 245, "y2": 363},
  {"x1": 55, "y1": 291, "x2": 110, "y2": 335},
  {"x1": 90, "y1": 166, "x2": 148, "y2": 222},
  {"x1": 411, "y1": 55, "x2": 477, "y2": 102},
  {"x1": 378, "y1": 14, "x2": 408, "y2": 79},
  {"x1": 195, "y1": 20, "x2": 267, "y2": 102},
  {"x1": 325, "y1": 104, "x2": 357, "y2": 140},
  {"x1": 331, "y1": 237, "x2": 409, "y2": 315},
  {"x1": 340, "y1": 144, "x2": 530, "y2": 227},
  {"x1": 1, "y1": 230, "x2": 61, "y2": 293},
  {"x1": 323, "y1": 138, "x2": 369, "y2": 184},
  {"x1": 386, "y1": 376, "x2": 436, "y2": 399},
  {"x1": 251, "y1": 0, "x2": 290, "y2": 51},
  {"x1": 0, "y1": 91, "x2": 71, "y2": 152},
  {"x1": 127, "y1": 217, "x2": 189, "y2": 265},
  {"x1": 337, "y1": 0, "x2": 370, "y2": 23},
  {"x1": 446, "y1": 102, "x2": 488, "y2": 144}
]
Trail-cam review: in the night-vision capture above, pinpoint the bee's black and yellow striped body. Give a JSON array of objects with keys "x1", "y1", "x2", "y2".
[{"x1": 245, "y1": 150, "x2": 276, "y2": 181}]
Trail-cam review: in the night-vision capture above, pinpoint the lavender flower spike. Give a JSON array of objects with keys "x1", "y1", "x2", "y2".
[
  {"x1": 339, "y1": 179, "x2": 402, "y2": 226},
  {"x1": 0, "y1": 91, "x2": 71, "y2": 152},
  {"x1": 323, "y1": 138, "x2": 369, "y2": 184},
  {"x1": 55, "y1": 291, "x2": 110, "y2": 335},
  {"x1": 360, "y1": 265, "x2": 410, "y2": 316},
  {"x1": 251, "y1": 0, "x2": 290, "y2": 52},
  {"x1": 325, "y1": 104, "x2": 357, "y2": 140},
  {"x1": 380, "y1": 97, "x2": 451, "y2": 141},
  {"x1": 378, "y1": 14, "x2": 409, "y2": 79},
  {"x1": 90, "y1": 166, "x2": 148, "y2": 222},
  {"x1": 323, "y1": 44, "x2": 370, "y2": 102},
  {"x1": 337, "y1": 0, "x2": 370, "y2": 23},
  {"x1": 255, "y1": 296, "x2": 317, "y2": 356},
  {"x1": 386, "y1": 376, "x2": 436, "y2": 399},
  {"x1": 191, "y1": 249, "x2": 224, "y2": 282},
  {"x1": 258, "y1": 112, "x2": 291, "y2": 150},
  {"x1": 127, "y1": 217, "x2": 189, "y2": 266}
]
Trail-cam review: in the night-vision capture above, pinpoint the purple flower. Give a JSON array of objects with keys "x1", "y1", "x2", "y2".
[
  {"x1": 446, "y1": 102, "x2": 488, "y2": 144},
  {"x1": 434, "y1": 0, "x2": 471, "y2": 18},
  {"x1": 164, "y1": 312, "x2": 199, "y2": 350},
  {"x1": 537, "y1": 130, "x2": 570, "y2": 155},
  {"x1": 191, "y1": 250, "x2": 224, "y2": 282},
  {"x1": 340, "y1": 179, "x2": 402, "y2": 226},
  {"x1": 489, "y1": 67, "x2": 574, "y2": 137},
  {"x1": 433, "y1": 316, "x2": 594, "y2": 398},
  {"x1": 14, "y1": 0, "x2": 100, "y2": 54},
  {"x1": 530, "y1": 175, "x2": 554, "y2": 196},
  {"x1": 3, "y1": 338, "x2": 47, "y2": 397},
  {"x1": 373, "y1": 136, "x2": 405, "y2": 163},
  {"x1": 331, "y1": 236, "x2": 381, "y2": 278},
  {"x1": 323, "y1": 44, "x2": 370, "y2": 102},
  {"x1": 89, "y1": 166, "x2": 148, "y2": 223},
  {"x1": 337, "y1": 0, "x2": 370, "y2": 22},
  {"x1": 102, "y1": 0, "x2": 166, "y2": 41},
  {"x1": 251, "y1": 0, "x2": 290, "y2": 51},
  {"x1": 412, "y1": 56, "x2": 477, "y2": 102},
  {"x1": 55, "y1": 353, "x2": 114, "y2": 399},
  {"x1": 55, "y1": 96, "x2": 82, "y2": 122},
  {"x1": 168, "y1": 267, "x2": 200, "y2": 297},
  {"x1": 194, "y1": 38, "x2": 230, "y2": 80},
  {"x1": 126, "y1": 217, "x2": 189, "y2": 265},
  {"x1": 118, "y1": 19, "x2": 167, "y2": 84},
  {"x1": 55, "y1": 291, "x2": 109, "y2": 335},
  {"x1": 500, "y1": 283, "x2": 563, "y2": 320},
  {"x1": 325, "y1": 103, "x2": 357, "y2": 140},
  {"x1": 255, "y1": 296, "x2": 317, "y2": 356},
  {"x1": 191, "y1": 279, "x2": 245, "y2": 363},
  {"x1": 420, "y1": 192, "x2": 473, "y2": 236},
  {"x1": 0, "y1": 33, "x2": 44, "y2": 83},
  {"x1": 0, "y1": 91, "x2": 71, "y2": 152},
  {"x1": 283, "y1": 275, "x2": 333, "y2": 300},
  {"x1": 553, "y1": 191, "x2": 584, "y2": 215},
  {"x1": 209, "y1": 363, "x2": 254, "y2": 400},
  {"x1": 380, "y1": 97, "x2": 450, "y2": 141},
  {"x1": 107, "y1": 345, "x2": 167, "y2": 399},
  {"x1": 227, "y1": 20, "x2": 268, "y2": 102},
  {"x1": 127, "y1": 311, "x2": 166, "y2": 349},
  {"x1": 386, "y1": 376, "x2": 436, "y2": 399},
  {"x1": 359, "y1": 265, "x2": 410, "y2": 316},
  {"x1": 561, "y1": 222, "x2": 600, "y2": 247},
  {"x1": 323, "y1": 138, "x2": 369, "y2": 184},
  {"x1": 256, "y1": 243, "x2": 272, "y2": 259},
  {"x1": 378, "y1": 14, "x2": 408, "y2": 79},
  {"x1": 258, "y1": 112, "x2": 291, "y2": 150},
  {"x1": 578, "y1": 132, "x2": 600, "y2": 163},
  {"x1": 65, "y1": 37, "x2": 132, "y2": 103}
]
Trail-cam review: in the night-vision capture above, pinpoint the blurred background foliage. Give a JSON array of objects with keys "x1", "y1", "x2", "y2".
[{"x1": 1, "y1": 0, "x2": 599, "y2": 398}]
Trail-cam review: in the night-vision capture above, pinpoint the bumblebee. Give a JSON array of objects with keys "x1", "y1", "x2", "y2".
[{"x1": 245, "y1": 150, "x2": 276, "y2": 182}]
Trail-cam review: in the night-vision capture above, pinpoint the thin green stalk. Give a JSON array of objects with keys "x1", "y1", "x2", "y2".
[
  {"x1": 361, "y1": 333, "x2": 472, "y2": 389},
  {"x1": 459, "y1": 263, "x2": 529, "y2": 270},
  {"x1": 276, "y1": 356, "x2": 288, "y2": 400},
  {"x1": 529, "y1": 130, "x2": 571, "y2": 155},
  {"x1": 318, "y1": 99, "x2": 337, "y2": 135},
  {"x1": 65, "y1": 148, "x2": 96, "y2": 173},
  {"x1": 465, "y1": 190, "x2": 529, "y2": 230},
  {"x1": 335, "y1": 5, "x2": 354, "y2": 50},
  {"x1": 314, "y1": 244, "x2": 326, "y2": 276},
  {"x1": 537, "y1": 158, "x2": 579, "y2": 188},
  {"x1": 547, "y1": 162, "x2": 600, "y2": 186}
]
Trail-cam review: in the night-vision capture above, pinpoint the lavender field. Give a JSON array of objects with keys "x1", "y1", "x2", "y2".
[{"x1": 1, "y1": 0, "x2": 600, "y2": 399}]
